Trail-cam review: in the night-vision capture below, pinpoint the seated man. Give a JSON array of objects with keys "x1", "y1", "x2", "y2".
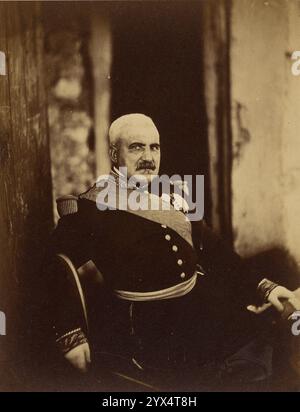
[{"x1": 45, "y1": 113, "x2": 300, "y2": 390}]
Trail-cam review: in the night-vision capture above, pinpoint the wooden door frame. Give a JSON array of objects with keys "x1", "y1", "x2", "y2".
[{"x1": 201, "y1": 0, "x2": 233, "y2": 241}]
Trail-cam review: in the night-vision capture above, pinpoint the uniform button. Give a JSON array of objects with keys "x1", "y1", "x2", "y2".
[
  {"x1": 165, "y1": 234, "x2": 171, "y2": 241},
  {"x1": 180, "y1": 272, "x2": 186, "y2": 279},
  {"x1": 172, "y1": 245, "x2": 178, "y2": 252},
  {"x1": 161, "y1": 224, "x2": 167, "y2": 229},
  {"x1": 177, "y1": 259, "x2": 183, "y2": 266}
]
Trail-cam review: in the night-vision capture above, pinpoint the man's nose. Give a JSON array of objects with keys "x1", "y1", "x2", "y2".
[{"x1": 141, "y1": 147, "x2": 153, "y2": 161}]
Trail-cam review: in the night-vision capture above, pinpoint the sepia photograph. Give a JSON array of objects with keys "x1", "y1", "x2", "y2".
[{"x1": 0, "y1": 0, "x2": 300, "y2": 395}]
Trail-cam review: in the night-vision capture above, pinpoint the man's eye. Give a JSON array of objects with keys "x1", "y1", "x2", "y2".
[
  {"x1": 130, "y1": 144, "x2": 143, "y2": 151},
  {"x1": 151, "y1": 145, "x2": 160, "y2": 151}
]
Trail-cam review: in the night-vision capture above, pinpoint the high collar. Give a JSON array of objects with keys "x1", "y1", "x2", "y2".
[{"x1": 110, "y1": 166, "x2": 150, "y2": 191}]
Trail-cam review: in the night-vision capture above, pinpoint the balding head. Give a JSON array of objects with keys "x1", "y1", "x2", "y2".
[
  {"x1": 109, "y1": 113, "x2": 161, "y2": 182},
  {"x1": 109, "y1": 113, "x2": 159, "y2": 146}
]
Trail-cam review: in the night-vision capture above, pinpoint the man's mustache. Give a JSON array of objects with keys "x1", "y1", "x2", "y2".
[{"x1": 136, "y1": 161, "x2": 156, "y2": 171}]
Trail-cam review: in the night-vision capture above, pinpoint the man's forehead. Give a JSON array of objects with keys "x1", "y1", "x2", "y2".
[{"x1": 120, "y1": 125, "x2": 160, "y2": 145}]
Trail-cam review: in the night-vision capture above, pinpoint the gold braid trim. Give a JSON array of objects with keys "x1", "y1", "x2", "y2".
[{"x1": 56, "y1": 328, "x2": 87, "y2": 354}]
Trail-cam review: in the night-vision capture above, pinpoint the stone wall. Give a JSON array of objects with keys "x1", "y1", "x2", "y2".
[
  {"x1": 231, "y1": 0, "x2": 300, "y2": 266},
  {"x1": 45, "y1": 25, "x2": 95, "y2": 219}
]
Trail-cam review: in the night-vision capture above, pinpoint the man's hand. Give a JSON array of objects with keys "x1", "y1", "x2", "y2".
[
  {"x1": 247, "y1": 286, "x2": 297, "y2": 314},
  {"x1": 64, "y1": 342, "x2": 91, "y2": 372},
  {"x1": 266, "y1": 286, "x2": 296, "y2": 311}
]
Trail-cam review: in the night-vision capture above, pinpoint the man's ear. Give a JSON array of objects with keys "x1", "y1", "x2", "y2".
[{"x1": 109, "y1": 144, "x2": 118, "y2": 164}]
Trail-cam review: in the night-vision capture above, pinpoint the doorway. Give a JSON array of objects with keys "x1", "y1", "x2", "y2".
[{"x1": 110, "y1": 1, "x2": 211, "y2": 221}]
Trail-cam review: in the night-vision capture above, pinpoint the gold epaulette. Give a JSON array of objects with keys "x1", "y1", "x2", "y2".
[{"x1": 56, "y1": 195, "x2": 78, "y2": 217}]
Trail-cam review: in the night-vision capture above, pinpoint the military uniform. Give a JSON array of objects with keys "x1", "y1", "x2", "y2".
[{"x1": 44, "y1": 172, "x2": 282, "y2": 389}]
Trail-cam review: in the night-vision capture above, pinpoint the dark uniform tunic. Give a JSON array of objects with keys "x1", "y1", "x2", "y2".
[{"x1": 44, "y1": 176, "x2": 276, "y2": 389}]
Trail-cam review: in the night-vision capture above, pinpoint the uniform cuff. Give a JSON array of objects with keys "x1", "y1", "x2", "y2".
[
  {"x1": 257, "y1": 278, "x2": 279, "y2": 303},
  {"x1": 56, "y1": 328, "x2": 87, "y2": 354}
]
